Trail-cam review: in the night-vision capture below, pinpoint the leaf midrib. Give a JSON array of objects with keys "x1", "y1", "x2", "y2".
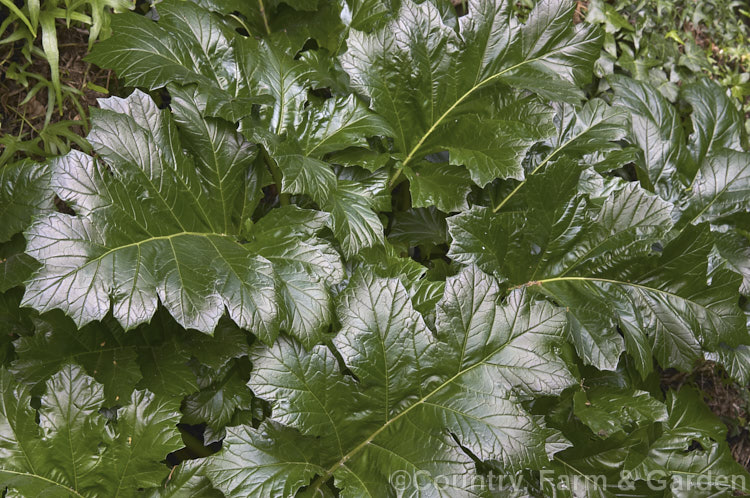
[
  {"x1": 530, "y1": 276, "x2": 694, "y2": 302},
  {"x1": 43, "y1": 231, "x2": 235, "y2": 275},
  {"x1": 27, "y1": 231, "x2": 248, "y2": 313},
  {"x1": 389, "y1": 43, "x2": 586, "y2": 188},
  {"x1": 0, "y1": 469, "x2": 84, "y2": 497},
  {"x1": 528, "y1": 275, "x2": 734, "y2": 330},
  {"x1": 493, "y1": 118, "x2": 604, "y2": 213}
]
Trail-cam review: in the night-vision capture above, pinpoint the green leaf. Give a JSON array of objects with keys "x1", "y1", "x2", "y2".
[
  {"x1": 269, "y1": 0, "x2": 320, "y2": 11},
  {"x1": 234, "y1": 43, "x2": 391, "y2": 257},
  {"x1": 548, "y1": 99, "x2": 630, "y2": 157},
  {"x1": 342, "y1": 0, "x2": 393, "y2": 30},
  {"x1": 274, "y1": 263, "x2": 337, "y2": 348},
  {"x1": 235, "y1": 36, "x2": 311, "y2": 132},
  {"x1": 439, "y1": 102, "x2": 556, "y2": 186},
  {"x1": 150, "y1": 459, "x2": 223, "y2": 497},
  {"x1": 492, "y1": 98, "x2": 630, "y2": 213},
  {"x1": 250, "y1": 66, "x2": 389, "y2": 210},
  {"x1": 0, "y1": 289, "x2": 33, "y2": 353},
  {"x1": 323, "y1": 177, "x2": 387, "y2": 256},
  {"x1": 714, "y1": 231, "x2": 750, "y2": 295},
  {"x1": 679, "y1": 149, "x2": 750, "y2": 225},
  {"x1": 295, "y1": 95, "x2": 392, "y2": 158},
  {"x1": 626, "y1": 388, "x2": 750, "y2": 495},
  {"x1": 610, "y1": 75, "x2": 692, "y2": 201},
  {"x1": 269, "y1": 2, "x2": 346, "y2": 52},
  {"x1": 99, "y1": 389, "x2": 183, "y2": 495},
  {"x1": 86, "y1": 1, "x2": 239, "y2": 93},
  {"x1": 573, "y1": 388, "x2": 667, "y2": 439},
  {"x1": 169, "y1": 85, "x2": 261, "y2": 234},
  {"x1": 342, "y1": 0, "x2": 600, "y2": 199},
  {"x1": 136, "y1": 338, "x2": 199, "y2": 400},
  {"x1": 452, "y1": 161, "x2": 661, "y2": 282},
  {"x1": 537, "y1": 225, "x2": 747, "y2": 375},
  {"x1": 707, "y1": 345, "x2": 750, "y2": 385},
  {"x1": 542, "y1": 383, "x2": 750, "y2": 497},
  {"x1": 245, "y1": 206, "x2": 342, "y2": 346},
  {"x1": 0, "y1": 0, "x2": 34, "y2": 32},
  {"x1": 0, "y1": 235, "x2": 40, "y2": 292},
  {"x1": 40, "y1": 12, "x2": 62, "y2": 113},
  {"x1": 0, "y1": 365, "x2": 182, "y2": 496},
  {"x1": 246, "y1": 206, "x2": 343, "y2": 284},
  {"x1": 614, "y1": 77, "x2": 750, "y2": 226},
  {"x1": 206, "y1": 266, "x2": 573, "y2": 495},
  {"x1": 0, "y1": 160, "x2": 53, "y2": 243},
  {"x1": 205, "y1": 421, "x2": 326, "y2": 497},
  {"x1": 182, "y1": 360, "x2": 253, "y2": 434},
  {"x1": 11, "y1": 313, "x2": 142, "y2": 405},
  {"x1": 22, "y1": 91, "x2": 340, "y2": 343},
  {"x1": 682, "y1": 78, "x2": 743, "y2": 166},
  {"x1": 179, "y1": 318, "x2": 253, "y2": 371},
  {"x1": 389, "y1": 207, "x2": 448, "y2": 250},
  {"x1": 449, "y1": 160, "x2": 745, "y2": 374},
  {"x1": 273, "y1": 146, "x2": 338, "y2": 205},
  {"x1": 9, "y1": 309, "x2": 255, "y2": 405},
  {"x1": 403, "y1": 161, "x2": 473, "y2": 213}
]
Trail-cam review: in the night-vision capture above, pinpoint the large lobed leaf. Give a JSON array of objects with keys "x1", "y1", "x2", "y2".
[
  {"x1": 21, "y1": 90, "x2": 343, "y2": 347},
  {"x1": 342, "y1": 0, "x2": 602, "y2": 203},
  {"x1": 448, "y1": 160, "x2": 748, "y2": 376},
  {"x1": 206, "y1": 266, "x2": 574, "y2": 496}
]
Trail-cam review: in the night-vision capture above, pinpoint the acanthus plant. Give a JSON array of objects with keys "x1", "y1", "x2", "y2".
[{"x1": 0, "y1": 0, "x2": 749, "y2": 496}]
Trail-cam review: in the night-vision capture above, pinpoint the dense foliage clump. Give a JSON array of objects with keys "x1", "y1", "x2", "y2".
[
  {"x1": 586, "y1": 0, "x2": 750, "y2": 131},
  {"x1": 1, "y1": 0, "x2": 750, "y2": 496}
]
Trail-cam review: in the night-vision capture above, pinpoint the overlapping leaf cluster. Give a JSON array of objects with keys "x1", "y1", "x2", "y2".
[{"x1": 1, "y1": 0, "x2": 749, "y2": 496}]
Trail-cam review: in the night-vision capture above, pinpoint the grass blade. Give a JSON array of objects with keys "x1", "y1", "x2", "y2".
[
  {"x1": 0, "y1": 0, "x2": 35, "y2": 34},
  {"x1": 39, "y1": 12, "x2": 63, "y2": 116},
  {"x1": 28, "y1": 0, "x2": 40, "y2": 31}
]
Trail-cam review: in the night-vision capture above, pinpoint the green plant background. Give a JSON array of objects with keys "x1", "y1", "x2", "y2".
[{"x1": 1, "y1": 0, "x2": 750, "y2": 495}]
